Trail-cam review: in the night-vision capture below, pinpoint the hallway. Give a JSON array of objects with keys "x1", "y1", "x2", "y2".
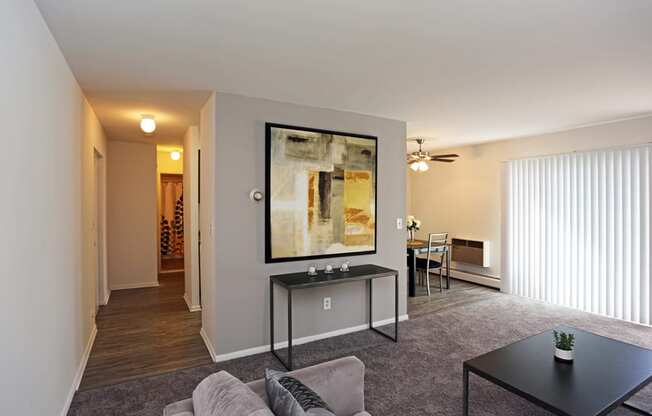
[{"x1": 79, "y1": 273, "x2": 211, "y2": 390}]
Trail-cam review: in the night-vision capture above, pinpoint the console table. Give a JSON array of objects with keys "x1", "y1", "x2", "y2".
[{"x1": 270, "y1": 264, "x2": 399, "y2": 370}]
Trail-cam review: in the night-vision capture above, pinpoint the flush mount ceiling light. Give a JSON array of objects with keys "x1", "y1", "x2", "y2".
[
  {"x1": 407, "y1": 138, "x2": 459, "y2": 172},
  {"x1": 140, "y1": 115, "x2": 156, "y2": 134},
  {"x1": 170, "y1": 150, "x2": 181, "y2": 161}
]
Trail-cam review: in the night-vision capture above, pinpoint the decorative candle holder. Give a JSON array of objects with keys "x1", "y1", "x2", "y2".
[
  {"x1": 340, "y1": 260, "x2": 350, "y2": 272},
  {"x1": 307, "y1": 264, "x2": 318, "y2": 276},
  {"x1": 324, "y1": 264, "x2": 334, "y2": 274}
]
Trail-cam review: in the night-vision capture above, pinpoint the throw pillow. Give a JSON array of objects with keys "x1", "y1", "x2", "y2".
[{"x1": 265, "y1": 369, "x2": 336, "y2": 416}]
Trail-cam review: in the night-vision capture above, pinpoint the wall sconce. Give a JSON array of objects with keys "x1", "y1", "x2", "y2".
[{"x1": 170, "y1": 150, "x2": 181, "y2": 161}]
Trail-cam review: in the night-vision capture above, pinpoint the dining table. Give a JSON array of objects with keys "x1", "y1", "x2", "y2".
[{"x1": 406, "y1": 239, "x2": 451, "y2": 297}]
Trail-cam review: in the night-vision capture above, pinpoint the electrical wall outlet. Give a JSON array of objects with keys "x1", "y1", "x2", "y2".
[
  {"x1": 323, "y1": 297, "x2": 331, "y2": 310},
  {"x1": 396, "y1": 218, "x2": 403, "y2": 230}
]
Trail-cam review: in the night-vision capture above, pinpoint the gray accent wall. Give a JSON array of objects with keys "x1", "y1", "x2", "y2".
[{"x1": 204, "y1": 93, "x2": 407, "y2": 356}]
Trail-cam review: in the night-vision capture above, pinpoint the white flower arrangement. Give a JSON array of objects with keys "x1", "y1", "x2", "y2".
[{"x1": 406, "y1": 215, "x2": 421, "y2": 231}]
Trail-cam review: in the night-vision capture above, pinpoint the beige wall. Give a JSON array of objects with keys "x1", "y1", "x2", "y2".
[
  {"x1": 0, "y1": 1, "x2": 101, "y2": 414},
  {"x1": 183, "y1": 126, "x2": 201, "y2": 310},
  {"x1": 107, "y1": 141, "x2": 159, "y2": 290},
  {"x1": 408, "y1": 116, "x2": 652, "y2": 280},
  {"x1": 202, "y1": 93, "x2": 407, "y2": 357}
]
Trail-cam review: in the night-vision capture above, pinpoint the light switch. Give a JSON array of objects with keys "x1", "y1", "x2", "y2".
[{"x1": 396, "y1": 218, "x2": 403, "y2": 230}]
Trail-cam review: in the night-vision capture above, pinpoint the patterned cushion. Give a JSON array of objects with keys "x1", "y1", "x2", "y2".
[{"x1": 265, "y1": 369, "x2": 336, "y2": 416}]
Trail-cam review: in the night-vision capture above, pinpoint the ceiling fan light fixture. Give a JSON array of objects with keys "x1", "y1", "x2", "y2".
[{"x1": 407, "y1": 138, "x2": 459, "y2": 172}]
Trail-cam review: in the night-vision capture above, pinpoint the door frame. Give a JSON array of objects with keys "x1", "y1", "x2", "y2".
[{"x1": 94, "y1": 148, "x2": 109, "y2": 306}]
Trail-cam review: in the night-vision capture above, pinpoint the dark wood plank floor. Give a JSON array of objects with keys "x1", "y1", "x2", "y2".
[
  {"x1": 161, "y1": 256, "x2": 184, "y2": 271},
  {"x1": 407, "y1": 278, "x2": 500, "y2": 318},
  {"x1": 80, "y1": 272, "x2": 212, "y2": 390}
]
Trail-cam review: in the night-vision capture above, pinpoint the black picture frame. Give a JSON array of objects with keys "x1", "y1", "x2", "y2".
[{"x1": 265, "y1": 122, "x2": 378, "y2": 263}]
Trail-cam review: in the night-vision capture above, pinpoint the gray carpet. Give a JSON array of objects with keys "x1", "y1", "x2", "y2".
[{"x1": 68, "y1": 293, "x2": 652, "y2": 415}]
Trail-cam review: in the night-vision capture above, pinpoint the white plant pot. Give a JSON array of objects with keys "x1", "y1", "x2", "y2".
[{"x1": 554, "y1": 347, "x2": 574, "y2": 362}]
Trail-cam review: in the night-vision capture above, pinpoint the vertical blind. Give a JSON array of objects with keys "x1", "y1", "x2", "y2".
[{"x1": 502, "y1": 144, "x2": 651, "y2": 325}]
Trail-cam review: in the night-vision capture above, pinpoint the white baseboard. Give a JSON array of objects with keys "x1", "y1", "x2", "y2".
[
  {"x1": 110, "y1": 281, "x2": 159, "y2": 291},
  {"x1": 200, "y1": 327, "x2": 218, "y2": 362},
  {"x1": 202, "y1": 314, "x2": 409, "y2": 363},
  {"x1": 450, "y1": 269, "x2": 501, "y2": 289},
  {"x1": 102, "y1": 289, "x2": 111, "y2": 305},
  {"x1": 60, "y1": 324, "x2": 97, "y2": 416},
  {"x1": 183, "y1": 293, "x2": 202, "y2": 312}
]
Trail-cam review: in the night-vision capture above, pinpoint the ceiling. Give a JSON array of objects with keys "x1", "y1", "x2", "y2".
[
  {"x1": 84, "y1": 90, "x2": 210, "y2": 145},
  {"x1": 36, "y1": 0, "x2": 652, "y2": 149}
]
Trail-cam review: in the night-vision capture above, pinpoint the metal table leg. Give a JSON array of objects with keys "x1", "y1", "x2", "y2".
[
  {"x1": 394, "y1": 273, "x2": 399, "y2": 341},
  {"x1": 408, "y1": 249, "x2": 416, "y2": 297},
  {"x1": 369, "y1": 274, "x2": 399, "y2": 342},
  {"x1": 270, "y1": 282, "x2": 293, "y2": 370},
  {"x1": 463, "y1": 365, "x2": 469, "y2": 416},
  {"x1": 368, "y1": 279, "x2": 373, "y2": 329},
  {"x1": 446, "y1": 249, "x2": 451, "y2": 289},
  {"x1": 270, "y1": 280, "x2": 274, "y2": 355},
  {"x1": 287, "y1": 288, "x2": 293, "y2": 370}
]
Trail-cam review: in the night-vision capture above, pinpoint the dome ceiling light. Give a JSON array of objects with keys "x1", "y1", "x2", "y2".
[{"x1": 140, "y1": 115, "x2": 156, "y2": 134}]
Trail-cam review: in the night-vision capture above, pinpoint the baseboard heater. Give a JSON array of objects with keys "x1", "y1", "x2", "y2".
[{"x1": 449, "y1": 268, "x2": 500, "y2": 289}]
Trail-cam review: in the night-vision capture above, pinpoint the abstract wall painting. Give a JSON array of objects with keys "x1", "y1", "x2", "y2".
[{"x1": 265, "y1": 123, "x2": 377, "y2": 263}]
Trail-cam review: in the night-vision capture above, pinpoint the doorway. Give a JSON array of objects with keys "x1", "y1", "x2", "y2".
[{"x1": 160, "y1": 173, "x2": 184, "y2": 272}]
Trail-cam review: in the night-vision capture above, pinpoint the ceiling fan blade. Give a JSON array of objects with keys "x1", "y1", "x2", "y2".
[
  {"x1": 430, "y1": 158, "x2": 456, "y2": 163},
  {"x1": 430, "y1": 154, "x2": 459, "y2": 159}
]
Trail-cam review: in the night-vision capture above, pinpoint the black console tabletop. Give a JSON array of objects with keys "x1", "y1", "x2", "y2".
[{"x1": 270, "y1": 264, "x2": 397, "y2": 289}]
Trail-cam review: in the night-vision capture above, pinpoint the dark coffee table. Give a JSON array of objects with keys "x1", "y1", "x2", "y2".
[{"x1": 463, "y1": 326, "x2": 652, "y2": 415}]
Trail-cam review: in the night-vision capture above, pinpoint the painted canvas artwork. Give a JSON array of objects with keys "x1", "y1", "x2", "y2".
[{"x1": 265, "y1": 123, "x2": 377, "y2": 262}]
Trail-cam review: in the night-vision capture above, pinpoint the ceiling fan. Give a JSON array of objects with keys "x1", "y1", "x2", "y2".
[{"x1": 407, "y1": 138, "x2": 459, "y2": 172}]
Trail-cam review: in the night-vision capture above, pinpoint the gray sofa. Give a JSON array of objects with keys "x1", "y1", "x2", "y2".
[{"x1": 164, "y1": 356, "x2": 370, "y2": 416}]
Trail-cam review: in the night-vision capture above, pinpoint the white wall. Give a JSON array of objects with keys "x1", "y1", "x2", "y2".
[
  {"x1": 408, "y1": 116, "x2": 652, "y2": 280},
  {"x1": 184, "y1": 126, "x2": 201, "y2": 310},
  {"x1": 0, "y1": 1, "x2": 100, "y2": 414},
  {"x1": 107, "y1": 141, "x2": 159, "y2": 290},
  {"x1": 202, "y1": 93, "x2": 407, "y2": 357}
]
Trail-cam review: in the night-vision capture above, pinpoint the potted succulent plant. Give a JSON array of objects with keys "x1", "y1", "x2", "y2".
[
  {"x1": 553, "y1": 330, "x2": 575, "y2": 363},
  {"x1": 406, "y1": 215, "x2": 421, "y2": 241}
]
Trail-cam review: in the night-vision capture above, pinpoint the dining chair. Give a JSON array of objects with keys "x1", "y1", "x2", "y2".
[{"x1": 416, "y1": 232, "x2": 448, "y2": 296}]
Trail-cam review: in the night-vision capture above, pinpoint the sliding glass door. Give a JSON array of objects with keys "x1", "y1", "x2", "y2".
[{"x1": 503, "y1": 145, "x2": 651, "y2": 325}]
